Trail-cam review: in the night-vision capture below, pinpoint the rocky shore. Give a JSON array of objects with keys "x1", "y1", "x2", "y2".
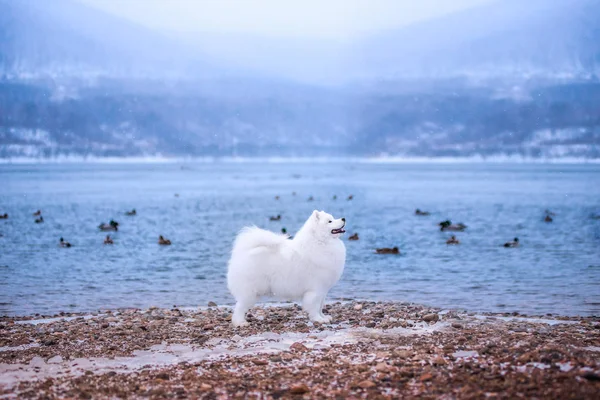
[{"x1": 1, "y1": 302, "x2": 599, "y2": 399}]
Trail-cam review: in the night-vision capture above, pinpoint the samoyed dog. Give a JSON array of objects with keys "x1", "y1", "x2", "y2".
[{"x1": 227, "y1": 210, "x2": 346, "y2": 326}]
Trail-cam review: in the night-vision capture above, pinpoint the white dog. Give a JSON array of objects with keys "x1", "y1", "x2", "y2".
[{"x1": 227, "y1": 210, "x2": 346, "y2": 326}]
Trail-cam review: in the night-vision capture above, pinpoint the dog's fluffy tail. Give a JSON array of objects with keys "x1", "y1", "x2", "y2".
[{"x1": 231, "y1": 226, "x2": 288, "y2": 255}]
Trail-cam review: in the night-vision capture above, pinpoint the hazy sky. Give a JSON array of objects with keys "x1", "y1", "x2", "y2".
[{"x1": 79, "y1": 0, "x2": 493, "y2": 39}]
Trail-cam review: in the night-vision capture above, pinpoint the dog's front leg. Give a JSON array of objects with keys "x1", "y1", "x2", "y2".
[{"x1": 302, "y1": 291, "x2": 331, "y2": 323}]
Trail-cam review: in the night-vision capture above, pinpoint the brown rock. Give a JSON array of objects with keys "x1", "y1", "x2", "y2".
[
  {"x1": 290, "y1": 342, "x2": 309, "y2": 352},
  {"x1": 423, "y1": 313, "x2": 439, "y2": 322},
  {"x1": 289, "y1": 383, "x2": 310, "y2": 394},
  {"x1": 357, "y1": 380, "x2": 376, "y2": 389},
  {"x1": 375, "y1": 362, "x2": 390, "y2": 372},
  {"x1": 581, "y1": 372, "x2": 600, "y2": 381},
  {"x1": 207, "y1": 301, "x2": 217, "y2": 307},
  {"x1": 419, "y1": 373, "x2": 433, "y2": 382},
  {"x1": 200, "y1": 383, "x2": 212, "y2": 391},
  {"x1": 395, "y1": 350, "x2": 412, "y2": 358},
  {"x1": 252, "y1": 359, "x2": 268, "y2": 366},
  {"x1": 156, "y1": 372, "x2": 170, "y2": 380},
  {"x1": 433, "y1": 356, "x2": 447, "y2": 366}
]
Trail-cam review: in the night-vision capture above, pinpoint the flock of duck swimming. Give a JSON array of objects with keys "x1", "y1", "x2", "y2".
[
  {"x1": 0, "y1": 208, "x2": 172, "y2": 248},
  {"x1": 267, "y1": 195, "x2": 566, "y2": 255},
  {"x1": 2, "y1": 197, "x2": 598, "y2": 252}
]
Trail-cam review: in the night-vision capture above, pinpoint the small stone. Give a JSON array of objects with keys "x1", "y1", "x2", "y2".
[
  {"x1": 419, "y1": 373, "x2": 433, "y2": 382},
  {"x1": 354, "y1": 304, "x2": 363, "y2": 311},
  {"x1": 433, "y1": 356, "x2": 446, "y2": 366},
  {"x1": 395, "y1": 350, "x2": 412, "y2": 358},
  {"x1": 252, "y1": 359, "x2": 268, "y2": 365},
  {"x1": 452, "y1": 323, "x2": 463, "y2": 329},
  {"x1": 47, "y1": 355, "x2": 63, "y2": 364},
  {"x1": 200, "y1": 383, "x2": 212, "y2": 391},
  {"x1": 156, "y1": 372, "x2": 170, "y2": 380},
  {"x1": 29, "y1": 356, "x2": 45, "y2": 367},
  {"x1": 357, "y1": 380, "x2": 376, "y2": 389},
  {"x1": 290, "y1": 342, "x2": 308, "y2": 352},
  {"x1": 289, "y1": 383, "x2": 310, "y2": 394},
  {"x1": 423, "y1": 313, "x2": 439, "y2": 322},
  {"x1": 207, "y1": 301, "x2": 217, "y2": 307},
  {"x1": 581, "y1": 372, "x2": 600, "y2": 381},
  {"x1": 375, "y1": 362, "x2": 390, "y2": 372}
]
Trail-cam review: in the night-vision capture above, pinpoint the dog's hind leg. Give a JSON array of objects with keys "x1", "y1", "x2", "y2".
[
  {"x1": 232, "y1": 296, "x2": 257, "y2": 327},
  {"x1": 319, "y1": 296, "x2": 331, "y2": 322},
  {"x1": 303, "y1": 291, "x2": 331, "y2": 323}
]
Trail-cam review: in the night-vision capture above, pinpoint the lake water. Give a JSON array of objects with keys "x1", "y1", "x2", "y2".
[{"x1": 1, "y1": 161, "x2": 599, "y2": 317}]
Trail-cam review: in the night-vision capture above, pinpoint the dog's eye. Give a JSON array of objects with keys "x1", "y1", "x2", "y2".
[{"x1": 328, "y1": 220, "x2": 332, "y2": 223}]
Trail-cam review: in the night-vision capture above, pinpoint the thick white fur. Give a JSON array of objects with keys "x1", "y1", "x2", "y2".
[{"x1": 227, "y1": 210, "x2": 346, "y2": 326}]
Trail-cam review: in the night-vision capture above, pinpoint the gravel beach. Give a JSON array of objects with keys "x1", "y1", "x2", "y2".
[{"x1": 1, "y1": 301, "x2": 599, "y2": 399}]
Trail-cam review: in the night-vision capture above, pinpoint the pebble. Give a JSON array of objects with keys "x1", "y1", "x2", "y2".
[
  {"x1": 353, "y1": 304, "x2": 363, "y2": 311},
  {"x1": 419, "y1": 373, "x2": 433, "y2": 382},
  {"x1": 375, "y1": 362, "x2": 390, "y2": 372},
  {"x1": 423, "y1": 313, "x2": 439, "y2": 322},
  {"x1": 47, "y1": 355, "x2": 63, "y2": 364},
  {"x1": 290, "y1": 342, "x2": 309, "y2": 352},
  {"x1": 207, "y1": 301, "x2": 217, "y2": 307},
  {"x1": 289, "y1": 383, "x2": 310, "y2": 394},
  {"x1": 357, "y1": 380, "x2": 376, "y2": 389}
]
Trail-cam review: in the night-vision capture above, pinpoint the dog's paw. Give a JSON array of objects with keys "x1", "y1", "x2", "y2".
[
  {"x1": 232, "y1": 319, "x2": 249, "y2": 327},
  {"x1": 311, "y1": 314, "x2": 332, "y2": 324}
]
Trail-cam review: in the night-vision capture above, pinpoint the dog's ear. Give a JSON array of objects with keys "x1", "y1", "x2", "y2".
[{"x1": 312, "y1": 210, "x2": 320, "y2": 220}]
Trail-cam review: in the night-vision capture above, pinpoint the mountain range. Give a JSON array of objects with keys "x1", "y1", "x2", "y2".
[{"x1": 1, "y1": 0, "x2": 599, "y2": 160}]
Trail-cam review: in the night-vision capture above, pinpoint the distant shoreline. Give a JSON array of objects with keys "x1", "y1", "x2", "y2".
[{"x1": 2, "y1": 155, "x2": 600, "y2": 164}]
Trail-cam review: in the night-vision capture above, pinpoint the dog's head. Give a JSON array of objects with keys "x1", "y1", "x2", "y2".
[{"x1": 309, "y1": 210, "x2": 346, "y2": 239}]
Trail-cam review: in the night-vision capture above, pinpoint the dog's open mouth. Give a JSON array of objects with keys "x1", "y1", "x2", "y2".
[{"x1": 331, "y1": 225, "x2": 346, "y2": 235}]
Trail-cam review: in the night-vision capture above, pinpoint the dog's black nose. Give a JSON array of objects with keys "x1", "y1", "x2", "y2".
[{"x1": 341, "y1": 217, "x2": 346, "y2": 222}]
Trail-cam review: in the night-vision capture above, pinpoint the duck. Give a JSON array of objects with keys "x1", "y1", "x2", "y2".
[
  {"x1": 544, "y1": 214, "x2": 553, "y2": 223},
  {"x1": 158, "y1": 235, "x2": 172, "y2": 245},
  {"x1": 125, "y1": 209, "x2": 137, "y2": 216},
  {"x1": 292, "y1": 192, "x2": 297, "y2": 196},
  {"x1": 446, "y1": 235, "x2": 460, "y2": 245},
  {"x1": 503, "y1": 237, "x2": 519, "y2": 248},
  {"x1": 274, "y1": 195, "x2": 280, "y2": 200},
  {"x1": 376, "y1": 247, "x2": 400, "y2": 254},
  {"x1": 269, "y1": 214, "x2": 281, "y2": 221},
  {"x1": 59, "y1": 237, "x2": 72, "y2": 248},
  {"x1": 439, "y1": 220, "x2": 466, "y2": 232},
  {"x1": 333, "y1": 195, "x2": 337, "y2": 200},
  {"x1": 33, "y1": 210, "x2": 41, "y2": 216},
  {"x1": 99, "y1": 220, "x2": 119, "y2": 231},
  {"x1": 307, "y1": 196, "x2": 314, "y2": 202},
  {"x1": 0, "y1": 213, "x2": 8, "y2": 219},
  {"x1": 104, "y1": 235, "x2": 114, "y2": 245},
  {"x1": 34, "y1": 216, "x2": 44, "y2": 223},
  {"x1": 281, "y1": 228, "x2": 293, "y2": 239},
  {"x1": 348, "y1": 233, "x2": 359, "y2": 241},
  {"x1": 174, "y1": 193, "x2": 180, "y2": 198},
  {"x1": 415, "y1": 208, "x2": 430, "y2": 216},
  {"x1": 347, "y1": 195, "x2": 354, "y2": 201}
]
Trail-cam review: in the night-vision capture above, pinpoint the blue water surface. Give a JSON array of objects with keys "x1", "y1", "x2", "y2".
[{"x1": 1, "y1": 162, "x2": 599, "y2": 316}]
